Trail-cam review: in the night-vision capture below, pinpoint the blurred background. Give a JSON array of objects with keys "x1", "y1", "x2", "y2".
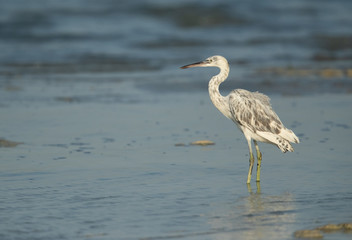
[{"x1": 1, "y1": 0, "x2": 351, "y2": 95}]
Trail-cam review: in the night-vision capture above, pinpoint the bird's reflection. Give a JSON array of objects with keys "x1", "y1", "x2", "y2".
[
  {"x1": 242, "y1": 182, "x2": 295, "y2": 239},
  {"x1": 208, "y1": 182, "x2": 296, "y2": 240},
  {"x1": 247, "y1": 182, "x2": 261, "y2": 194}
]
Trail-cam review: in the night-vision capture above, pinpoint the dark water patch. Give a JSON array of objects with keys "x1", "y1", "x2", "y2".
[
  {"x1": 314, "y1": 35, "x2": 352, "y2": 51},
  {"x1": 0, "y1": 171, "x2": 54, "y2": 179},
  {"x1": 319, "y1": 138, "x2": 329, "y2": 143},
  {"x1": 246, "y1": 36, "x2": 306, "y2": 46},
  {"x1": 69, "y1": 142, "x2": 94, "y2": 154},
  {"x1": 44, "y1": 144, "x2": 69, "y2": 149},
  {"x1": 64, "y1": 141, "x2": 95, "y2": 154},
  {"x1": 0, "y1": 10, "x2": 52, "y2": 33},
  {"x1": 311, "y1": 53, "x2": 352, "y2": 62},
  {"x1": 268, "y1": 209, "x2": 297, "y2": 216},
  {"x1": 75, "y1": 53, "x2": 161, "y2": 72},
  {"x1": 55, "y1": 93, "x2": 141, "y2": 104},
  {"x1": 70, "y1": 142, "x2": 90, "y2": 146},
  {"x1": 102, "y1": 138, "x2": 115, "y2": 143},
  {"x1": 335, "y1": 123, "x2": 350, "y2": 129},
  {"x1": 0, "y1": 2, "x2": 130, "y2": 42},
  {"x1": 53, "y1": 157, "x2": 67, "y2": 161},
  {"x1": 3, "y1": 57, "x2": 160, "y2": 75},
  {"x1": 324, "y1": 121, "x2": 350, "y2": 129},
  {"x1": 0, "y1": 31, "x2": 114, "y2": 43},
  {"x1": 140, "y1": 3, "x2": 249, "y2": 28},
  {"x1": 55, "y1": 97, "x2": 77, "y2": 103},
  {"x1": 140, "y1": 38, "x2": 211, "y2": 48},
  {"x1": 49, "y1": 3, "x2": 126, "y2": 17}
]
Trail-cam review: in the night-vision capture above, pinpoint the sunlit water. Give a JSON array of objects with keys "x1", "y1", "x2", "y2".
[{"x1": 1, "y1": 1, "x2": 352, "y2": 239}]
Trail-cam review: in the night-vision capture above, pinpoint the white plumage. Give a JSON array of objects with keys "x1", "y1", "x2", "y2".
[{"x1": 181, "y1": 55, "x2": 299, "y2": 183}]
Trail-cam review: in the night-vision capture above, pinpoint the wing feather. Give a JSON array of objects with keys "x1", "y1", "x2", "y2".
[{"x1": 228, "y1": 89, "x2": 283, "y2": 135}]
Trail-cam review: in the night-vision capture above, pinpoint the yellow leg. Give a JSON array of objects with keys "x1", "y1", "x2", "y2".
[
  {"x1": 254, "y1": 140, "x2": 262, "y2": 182},
  {"x1": 246, "y1": 139, "x2": 255, "y2": 184}
]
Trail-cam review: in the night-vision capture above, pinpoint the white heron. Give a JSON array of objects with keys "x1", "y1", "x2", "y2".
[{"x1": 181, "y1": 55, "x2": 299, "y2": 183}]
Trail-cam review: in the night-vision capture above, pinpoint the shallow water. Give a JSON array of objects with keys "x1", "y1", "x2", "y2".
[
  {"x1": 1, "y1": 1, "x2": 352, "y2": 240},
  {"x1": 1, "y1": 81, "x2": 352, "y2": 239}
]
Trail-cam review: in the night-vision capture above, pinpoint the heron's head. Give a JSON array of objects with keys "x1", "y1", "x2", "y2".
[{"x1": 180, "y1": 55, "x2": 228, "y2": 69}]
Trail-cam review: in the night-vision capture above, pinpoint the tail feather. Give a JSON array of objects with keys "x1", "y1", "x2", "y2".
[
  {"x1": 279, "y1": 128, "x2": 300, "y2": 144},
  {"x1": 256, "y1": 131, "x2": 295, "y2": 153},
  {"x1": 276, "y1": 137, "x2": 294, "y2": 153}
]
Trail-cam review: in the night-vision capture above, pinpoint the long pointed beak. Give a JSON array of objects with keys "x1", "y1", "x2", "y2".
[{"x1": 180, "y1": 61, "x2": 207, "y2": 69}]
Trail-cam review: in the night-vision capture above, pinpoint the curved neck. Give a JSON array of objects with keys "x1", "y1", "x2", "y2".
[{"x1": 208, "y1": 66, "x2": 231, "y2": 118}]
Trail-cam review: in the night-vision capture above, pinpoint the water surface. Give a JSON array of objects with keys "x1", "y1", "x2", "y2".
[{"x1": 1, "y1": 1, "x2": 352, "y2": 239}]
